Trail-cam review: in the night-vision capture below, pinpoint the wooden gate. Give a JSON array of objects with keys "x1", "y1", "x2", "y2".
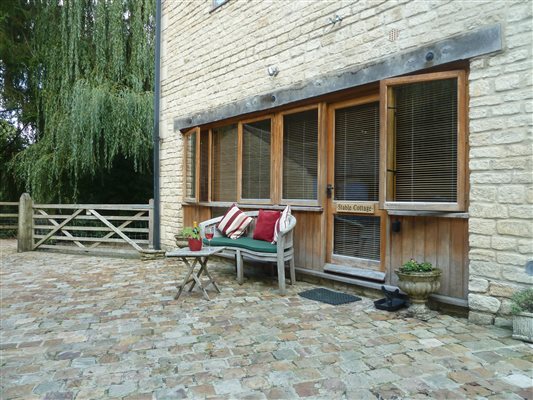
[
  {"x1": 17, "y1": 195, "x2": 154, "y2": 257},
  {"x1": 0, "y1": 202, "x2": 19, "y2": 235}
]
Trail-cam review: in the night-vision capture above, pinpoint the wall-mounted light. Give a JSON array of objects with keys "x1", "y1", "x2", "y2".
[
  {"x1": 392, "y1": 220, "x2": 401, "y2": 233},
  {"x1": 328, "y1": 14, "x2": 343, "y2": 25},
  {"x1": 267, "y1": 66, "x2": 279, "y2": 77}
]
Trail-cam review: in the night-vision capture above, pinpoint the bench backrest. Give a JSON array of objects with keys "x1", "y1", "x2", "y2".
[{"x1": 242, "y1": 211, "x2": 296, "y2": 248}]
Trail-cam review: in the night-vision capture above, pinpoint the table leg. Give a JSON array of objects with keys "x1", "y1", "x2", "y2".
[
  {"x1": 201, "y1": 258, "x2": 221, "y2": 294},
  {"x1": 175, "y1": 258, "x2": 197, "y2": 300},
  {"x1": 188, "y1": 257, "x2": 206, "y2": 292}
]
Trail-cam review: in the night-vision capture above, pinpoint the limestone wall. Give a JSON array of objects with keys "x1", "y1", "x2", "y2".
[
  {"x1": 159, "y1": 0, "x2": 533, "y2": 324},
  {"x1": 467, "y1": 9, "x2": 533, "y2": 325}
]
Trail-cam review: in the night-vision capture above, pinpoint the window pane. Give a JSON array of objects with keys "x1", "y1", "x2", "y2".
[
  {"x1": 242, "y1": 119, "x2": 271, "y2": 200},
  {"x1": 199, "y1": 130, "x2": 209, "y2": 202},
  {"x1": 185, "y1": 133, "x2": 196, "y2": 199},
  {"x1": 335, "y1": 102, "x2": 379, "y2": 201},
  {"x1": 283, "y1": 109, "x2": 318, "y2": 200},
  {"x1": 394, "y1": 78, "x2": 457, "y2": 202},
  {"x1": 334, "y1": 215, "x2": 380, "y2": 261},
  {"x1": 212, "y1": 124, "x2": 237, "y2": 202}
]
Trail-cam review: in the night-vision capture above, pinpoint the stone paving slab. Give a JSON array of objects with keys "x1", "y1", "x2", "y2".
[{"x1": 0, "y1": 239, "x2": 532, "y2": 399}]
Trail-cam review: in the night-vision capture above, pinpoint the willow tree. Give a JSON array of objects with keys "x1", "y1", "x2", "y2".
[{"x1": 2, "y1": 0, "x2": 155, "y2": 202}]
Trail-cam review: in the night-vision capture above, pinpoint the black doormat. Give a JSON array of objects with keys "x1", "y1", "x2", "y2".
[{"x1": 299, "y1": 288, "x2": 361, "y2": 305}]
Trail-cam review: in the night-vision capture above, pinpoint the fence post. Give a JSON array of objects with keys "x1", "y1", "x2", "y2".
[
  {"x1": 148, "y1": 198, "x2": 154, "y2": 249},
  {"x1": 17, "y1": 193, "x2": 33, "y2": 252}
]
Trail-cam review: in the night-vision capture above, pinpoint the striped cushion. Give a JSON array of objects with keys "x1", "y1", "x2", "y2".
[
  {"x1": 217, "y1": 204, "x2": 253, "y2": 239},
  {"x1": 272, "y1": 205, "x2": 291, "y2": 243}
]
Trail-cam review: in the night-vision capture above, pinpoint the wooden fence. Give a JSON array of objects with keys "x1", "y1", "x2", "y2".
[
  {"x1": 0, "y1": 201, "x2": 19, "y2": 236},
  {"x1": 16, "y1": 193, "x2": 153, "y2": 257}
]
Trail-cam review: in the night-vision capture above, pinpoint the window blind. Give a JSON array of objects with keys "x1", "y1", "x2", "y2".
[
  {"x1": 242, "y1": 119, "x2": 271, "y2": 199},
  {"x1": 394, "y1": 78, "x2": 458, "y2": 203},
  {"x1": 283, "y1": 109, "x2": 318, "y2": 200},
  {"x1": 334, "y1": 215, "x2": 380, "y2": 261},
  {"x1": 199, "y1": 130, "x2": 209, "y2": 202},
  {"x1": 212, "y1": 124, "x2": 238, "y2": 202},
  {"x1": 185, "y1": 133, "x2": 196, "y2": 199},
  {"x1": 334, "y1": 102, "x2": 379, "y2": 202}
]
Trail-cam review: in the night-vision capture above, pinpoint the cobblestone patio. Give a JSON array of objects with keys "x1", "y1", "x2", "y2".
[{"x1": 1, "y1": 239, "x2": 532, "y2": 399}]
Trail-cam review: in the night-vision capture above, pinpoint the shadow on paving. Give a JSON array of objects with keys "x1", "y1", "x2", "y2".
[{"x1": 1, "y1": 239, "x2": 532, "y2": 399}]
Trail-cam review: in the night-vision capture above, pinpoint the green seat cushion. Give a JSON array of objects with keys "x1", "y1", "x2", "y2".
[{"x1": 203, "y1": 236, "x2": 277, "y2": 253}]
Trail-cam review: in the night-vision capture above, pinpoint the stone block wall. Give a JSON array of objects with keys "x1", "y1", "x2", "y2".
[
  {"x1": 467, "y1": 4, "x2": 533, "y2": 325},
  {"x1": 159, "y1": 0, "x2": 532, "y2": 324}
]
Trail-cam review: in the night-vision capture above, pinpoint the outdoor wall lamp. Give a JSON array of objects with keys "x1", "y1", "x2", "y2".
[
  {"x1": 328, "y1": 14, "x2": 343, "y2": 25},
  {"x1": 392, "y1": 220, "x2": 401, "y2": 233},
  {"x1": 268, "y1": 66, "x2": 279, "y2": 77}
]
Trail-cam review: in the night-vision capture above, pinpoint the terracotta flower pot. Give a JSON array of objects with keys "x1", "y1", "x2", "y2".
[
  {"x1": 395, "y1": 268, "x2": 442, "y2": 317},
  {"x1": 188, "y1": 238, "x2": 202, "y2": 251}
]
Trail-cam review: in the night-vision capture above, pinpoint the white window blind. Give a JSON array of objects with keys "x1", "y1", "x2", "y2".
[
  {"x1": 282, "y1": 109, "x2": 318, "y2": 200},
  {"x1": 212, "y1": 125, "x2": 237, "y2": 202},
  {"x1": 394, "y1": 79, "x2": 458, "y2": 203},
  {"x1": 334, "y1": 215, "x2": 380, "y2": 261},
  {"x1": 242, "y1": 119, "x2": 271, "y2": 200},
  {"x1": 335, "y1": 102, "x2": 380, "y2": 202},
  {"x1": 199, "y1": 130, "x2": 209, "y2": 202}
]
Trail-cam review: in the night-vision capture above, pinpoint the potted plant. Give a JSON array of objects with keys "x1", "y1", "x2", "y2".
[
  {"x1": 395, "y1": 259, "x2": 442, "y2": 317},
  {"x1": 180, "y1": 222, "x2": 202, "y2": 251},
  {"x1": 511, "y1": 288, "x2": 533, "y2": 343}
]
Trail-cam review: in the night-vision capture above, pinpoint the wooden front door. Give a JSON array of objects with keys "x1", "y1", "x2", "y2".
[{"x1": 326, "y1": 96, "x2": 386, "y2": 276}]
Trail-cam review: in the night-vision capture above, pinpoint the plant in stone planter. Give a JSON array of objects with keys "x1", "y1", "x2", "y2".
[
  {"x1": 180, "y1": 222, "x2": 202, "y2": 251},
  {"x1": 395, "y1": 259, "x2": 442, "y2": 318},
  {"x1": 510, "y1": 288, "x2": 533, "y2": 343}
]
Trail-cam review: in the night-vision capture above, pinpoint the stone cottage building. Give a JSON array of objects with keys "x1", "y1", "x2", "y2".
[{"x1": 157, "y1": 0, "x2": 532, "y2": 325}]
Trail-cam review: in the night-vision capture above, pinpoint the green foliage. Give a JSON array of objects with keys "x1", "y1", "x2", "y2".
[
  {"x1": 0, "y1": 120, "x2": 27, "y2": 200},
  {"x1": 399, "y1": 259, "x2": 435, "y2": 273},
  {"x1": 1, "y1": 0, "x2": 155, "y2": 203},
  {"x1": 181, "y1": 226, "x2": 201, "y2": 240},
  {"x1": 511, "y1": 289, "x2": 533, "y2": 315}
]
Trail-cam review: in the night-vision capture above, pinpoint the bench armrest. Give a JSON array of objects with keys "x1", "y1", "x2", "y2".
[
  {"x1": 276, "y1": 216, "x2": 297, "y2": 251},
  {"x1": 199, "y1": 216, "x2": 223, "y2": 237}
]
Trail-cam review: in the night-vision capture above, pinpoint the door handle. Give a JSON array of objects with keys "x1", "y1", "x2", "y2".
[{"x1": 327, "y1": 184, "x2": 334, "y2": 198}]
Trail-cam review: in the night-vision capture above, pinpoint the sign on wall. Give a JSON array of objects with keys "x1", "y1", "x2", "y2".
[{"x1": 335, "y1": 202, "x2": 375, "y2": 214}]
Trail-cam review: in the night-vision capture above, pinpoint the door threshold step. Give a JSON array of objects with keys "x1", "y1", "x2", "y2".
[{"x1": 324, "y1": 263, "x2": 385, "y2": 282}]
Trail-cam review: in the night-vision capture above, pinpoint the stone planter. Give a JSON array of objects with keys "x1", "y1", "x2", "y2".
[
  {"x1": 395, "y1": 269, "x2": 442, "y2": 318},
  {"x1": 512, "y1": 312, "x2": 533, "y2": 343},
  {"x1": 174, "y1": 235, "x2": 189, "y2": 248}
]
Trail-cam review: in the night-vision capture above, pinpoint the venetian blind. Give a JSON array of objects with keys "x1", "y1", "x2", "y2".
[
  {"x1": 199, "y1": 130, "x2": 209, "y2": 202},
  {"x1": 212, "y1": 124, "x2": 238, "y2": 202},
  {"x1": 394, "y1": 78, "x2": 458, "y2": 202},
  {"x1": 334, "y1": 215, "x2": 380, "y2": 261},
  {"x1": 185, "y1": 133, "x2": 196, "y2": 199},
  {"x1": 283, "y1": 109, "x2": 318, "y2": 200},
  {"x1": 242, "y1": 119, "x2": 271, "y2": 199},
  {"x1": 334, "y1": 102, "x2": 379, "y2": 202}
]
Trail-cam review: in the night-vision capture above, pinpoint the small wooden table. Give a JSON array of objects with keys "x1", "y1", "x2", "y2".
[{"x1": 166, "y1": 247, "x2": 225, "y2": 301}]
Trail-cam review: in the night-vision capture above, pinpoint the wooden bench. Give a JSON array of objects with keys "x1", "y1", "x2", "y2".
[{"x1": 199, "y1": 211, "x2": 297, "y2": 295}]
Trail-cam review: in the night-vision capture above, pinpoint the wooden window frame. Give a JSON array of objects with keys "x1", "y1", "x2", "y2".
[
  {"x1": 379, "y1": 70, "x2": 467, "y2": 212},
  {"x1": 238, "y1": 115, "x2": 274, "y2": 205},
  {"x1": 183, "y1": 127, "x2": 200, "y2": 204},
  {"x1": 279, "y1": 104, "x2": 326, "y2": 207}
]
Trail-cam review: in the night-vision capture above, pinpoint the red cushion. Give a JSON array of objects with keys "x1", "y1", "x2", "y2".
[{"x1": 253, "y1": 209, "x2": 281, "y2": 243}]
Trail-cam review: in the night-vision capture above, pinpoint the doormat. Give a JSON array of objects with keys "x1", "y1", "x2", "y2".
[{"x1": 299, "y1": 288, "x2": 361, "y2": 305}]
